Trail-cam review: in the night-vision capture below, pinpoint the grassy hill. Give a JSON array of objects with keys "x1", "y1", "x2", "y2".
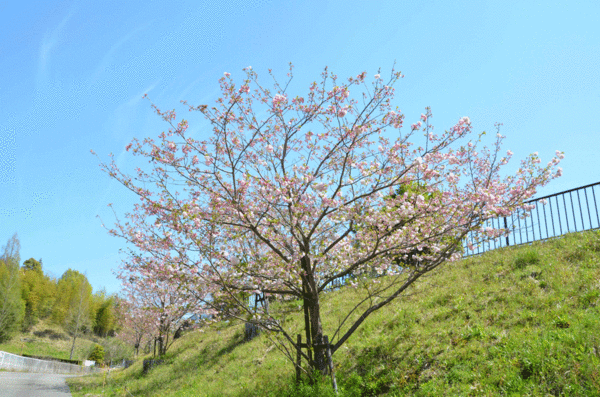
[
  {"x1": 0, "y1": 319, "x2": 99, "y2": 362},
  {"x1": 67, "y1": 230, "x2": 600, "y2": 396},
  {"x1": 0, "y1": 319, "x2": 132, "y2": 367}
]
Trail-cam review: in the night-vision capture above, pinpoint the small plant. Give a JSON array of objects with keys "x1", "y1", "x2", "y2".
[
  {"x1": 584, "y1": 231, "x2": 600, "y2": 252},
  {"x1": 553, "y1": 316, "x2": 570, "y2": 329},
  {"x1": 564, "y1": 245, "x2": 587, "y2": 262},
  {"x1": 514, "y1": 249, "x2": 540, "y2": 269},
  {"x1": 518, "y1": 356, "x2": 538, "y2": 380},
  {"x1": 579, "y1": 289, "x2": 600, "y2": 308},
  {"x1": 88, "y1": 344, "x2": 105, "y2": 364}
]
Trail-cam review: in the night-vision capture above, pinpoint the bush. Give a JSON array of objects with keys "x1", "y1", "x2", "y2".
[{"x1": 88, "y1": 344, "x2": 105, "y2": 364}]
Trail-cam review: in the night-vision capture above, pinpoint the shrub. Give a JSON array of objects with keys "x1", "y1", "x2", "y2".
[{"x1": 88, "y1": 344, "x2": 105, "y2": 364}]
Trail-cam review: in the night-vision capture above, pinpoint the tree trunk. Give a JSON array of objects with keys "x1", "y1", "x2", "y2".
[
  {"x1": 302, "y1": 255, "x2": 328, "y2": 375},
  {"x1": 69, "y1": 332, "x2": 78, "y2": 361},
  {"x1": 307, "y1": 288, "x2": 327, "y2": 374},
  {"x1": 163, "y1": 333, "x2": 169, "y2": 356},
  {"x1": 157, "y1": 335, "x2": 163, "y2": 357}
]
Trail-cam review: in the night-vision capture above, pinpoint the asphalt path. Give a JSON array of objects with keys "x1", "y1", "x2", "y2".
[{"x1": 0, "y1": 372, "x2": 76, "y2": 397}]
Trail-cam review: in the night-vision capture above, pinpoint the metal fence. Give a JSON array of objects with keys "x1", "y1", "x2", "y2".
[
  {"x1": 0, "y1": 350, "x2": 99, "y2": 374},
  {"x1": 249, "y1": 182, "x2": 600, "y2": 306},
  {"x1": 463, "y1": 181, "x2": 600, "y2": 256}
]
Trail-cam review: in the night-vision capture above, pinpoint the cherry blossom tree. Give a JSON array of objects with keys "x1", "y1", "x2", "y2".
[
  {"x1": 113, "y1": 296, "x2": 153, "y2": 356},
  {"x1": 94, "y1": 63, "x2": 563, "y2": 377},
  {"x1": 114, "y1": 254, "x2": 207, "y2": 356}
]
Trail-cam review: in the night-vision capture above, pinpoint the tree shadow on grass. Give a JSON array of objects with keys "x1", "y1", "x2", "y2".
[
  {"x1": 169, "y1": 327, "x2": 249, "y2": 377},
  {"x1": 215, "y1": 331, "x2": 246, "y2": 359}
]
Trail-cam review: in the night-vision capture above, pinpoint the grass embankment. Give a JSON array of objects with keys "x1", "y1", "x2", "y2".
[
  {"x1": 68, "y1": 230, "x2": 600, "y2": 396},
  {"x1": 0, "y1": 319, "x2": 98, "y2": 362}
]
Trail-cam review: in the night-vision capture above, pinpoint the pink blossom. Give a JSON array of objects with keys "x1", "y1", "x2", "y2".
[
  {"x1": 314, "y1": 183, "x2": 328, "y2": 192},
  {"x1": 273, "y1": 94, "x2": 287, "y2": 107}
]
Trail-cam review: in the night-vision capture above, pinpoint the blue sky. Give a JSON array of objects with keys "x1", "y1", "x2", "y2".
[{"x1": 1, "y1": 0, "x2": 599, "y2": 295}]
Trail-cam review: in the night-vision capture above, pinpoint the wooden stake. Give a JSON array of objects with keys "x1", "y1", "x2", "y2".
[
  {"x1": 323, "y1": 335, "x2": 338, "y2": 394},
  {"x1": 302, "y1": 282, "x2": 313, "y2": 367},
  {"x1": 296, "y1": 334, "x2": 302, "y2": 384}
]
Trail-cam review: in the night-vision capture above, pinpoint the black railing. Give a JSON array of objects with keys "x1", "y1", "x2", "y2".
[
  {"x1": 249, "y1": 182, "x2": 600, "y2": 307},
  {"x1": 463, "y1": 181, "x2": 600, "y2": 256}
]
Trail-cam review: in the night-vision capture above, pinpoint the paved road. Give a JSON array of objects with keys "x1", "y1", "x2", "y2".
[{"x1": 0, "y1": 372, "x2": 76, "y2": 397}]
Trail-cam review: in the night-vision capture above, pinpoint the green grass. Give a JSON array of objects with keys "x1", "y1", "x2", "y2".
[
  {"x1": 0, "y1": 319, "x2": 99, "y2": 362},
  {"x1": 67, "y1": 230, "x2": 600, "y2": 396}
]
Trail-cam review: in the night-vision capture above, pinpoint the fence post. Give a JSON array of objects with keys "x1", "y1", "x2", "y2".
[
  {"x1": 323, "y1": 336, "x2": 338, "y2": 394},
  {"x1": 296, "y1": 334, "x2": 302, "y2": 384},
  {"x1": 301, "y1": 283, "x2": 313, "y2": 367}
]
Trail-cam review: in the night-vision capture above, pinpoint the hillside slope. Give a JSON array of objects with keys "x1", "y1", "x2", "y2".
[
  {"x1": 68, "y1": 230, "x2": 600, "y2": 396},
  {"x1": 0, "y1": 319, "x2": 100, "y2": 363}
]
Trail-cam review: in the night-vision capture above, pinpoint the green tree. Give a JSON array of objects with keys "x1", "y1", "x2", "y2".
[
  {"x1": 0, "y1": 233, "x2": 25, "y2": 342},
  {"x1": 22, "y1": 258, "x2": 42, "y2": 273},
  {"x1": 53, "y1": 269, "x2": 94, "y2": 360},
  {"x1": 92, "y1": 290, "x2": 116, "y2": 337},
  {"x1": 20, "y1": 258, "x2": 57, "y2": 331},
  {"x1": 52, "y1": 269, "x2": 92, "y2": 324}
]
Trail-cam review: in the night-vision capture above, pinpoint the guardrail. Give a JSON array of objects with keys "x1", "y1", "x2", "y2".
[{"x1": 464, "y1": 181, "x2": 600, "y2": 256}]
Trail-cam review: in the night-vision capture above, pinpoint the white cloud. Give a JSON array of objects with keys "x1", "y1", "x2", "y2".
[{"x1": 37, "y1": 7, "x2": 76, "y2": 89}]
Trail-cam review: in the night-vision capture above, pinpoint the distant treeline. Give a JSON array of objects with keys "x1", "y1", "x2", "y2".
[{"x1": 0, "y1": 233, "x2": 119, "y2": 344}]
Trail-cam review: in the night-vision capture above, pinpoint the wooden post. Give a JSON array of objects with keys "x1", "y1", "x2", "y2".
[
  {"x1": 323, "y1": 335, "x2": 338, "y2": 394},
  {"x1": 302, "y1": 282, "x2": 313, "y2": 367},
  {"x1": 296, "y1": 334, "x2": 302, "y2": 384}
]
